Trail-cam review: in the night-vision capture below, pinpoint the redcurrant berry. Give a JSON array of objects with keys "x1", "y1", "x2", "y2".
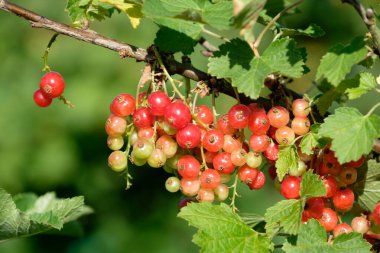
[
  {"x1": 267, "y1": 106, "x2": 289, "y2": 128},
  {"x1": 280, "y1": 176, "x2": 301, "y2": 199},
  {"x1": 39, "y1": 71, "x2": 65, "y2": 98},
  {"x1": 110, "y1": 93, "x2": 136, "y2": 116},
  {"x1": 33, "y1": 89, "x2": 53, "y2": 107}
]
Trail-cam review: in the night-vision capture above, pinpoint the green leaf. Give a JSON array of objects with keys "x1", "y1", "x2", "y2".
[
  {"x1": 319, "y1": 107, "x2": 380, "y2": 164},
  {"x1": 300, "y1": 170, "x2": 326, "y2": 199},
  {"x1": 345, "y1": 72, "x2": 377, "y2": 100},
  {"x1": 240, "y1": 213, "x2": 266, "y2": 228},
  {"x1": 66, "y1": 0, "x2": 115, "y2": 24},
  {"x1": 154, "y1": 27, "x2": 197, "y2": 54},
  {"x1": 300, "y1": 133, "x2": 318, "y2": 155},
  {"x1": 143, "y1": 0, "x2": 203, "y2": 39},
  {"x1": 264, "y1": 199, "x2": 303, "y2": 236},
  {"x1": 275, "y1": 145, "x2": 299, "y2": 181},
  {"x1": 99, "y1": 0, "x2": 143, "y2": 28},
  {"x1": 178, "y1": 203, "x2": 273, "y2": 253},
  {"x1": 281, "y1": 24, "x2": 325, "y2": 38},
  {"x1": 316, "y1": 36, "x2": 367, "y2": 87},
  {"x1": 0, "y1": 188, "x2": 91, "y2": 242},
  {"x1": 354, "y1": 160, "x2": 380, "y2": 211},
  {"x1": 143, "y1": 0, "x2": 233, "y2": 39},
  {"x1": 202, "y1": 0, "x2": 233, "y2": 30},
  {"x1": 282, "y1": 219, "x2": 371, "y2": 253},
  {"x1": 208, "y1": 38, "x2": 305, "y2": 99}
]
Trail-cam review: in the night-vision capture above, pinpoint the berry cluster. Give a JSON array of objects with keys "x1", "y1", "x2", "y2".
[
  {"x1": 105, "y1": 83, "x2": 318, "y2": 204},
  {"x1": 33, "y1": 71, "x2": 65, "y2": 107},
  {"x1": 278, "y1": 143, "x2": 372, "y2": 236}
]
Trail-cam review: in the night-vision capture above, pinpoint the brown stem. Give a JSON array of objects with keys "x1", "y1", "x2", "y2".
[{"x1": 342, "y1": 0, "x2": 380, "y2": 56}]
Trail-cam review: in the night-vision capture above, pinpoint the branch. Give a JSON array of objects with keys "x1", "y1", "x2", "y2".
[
  {"x1": 0, "y1": 0, "x2": 253, "y2": 104},
  {"x1": 343, "y1": 0, "x2": 380, "y2": 55}
]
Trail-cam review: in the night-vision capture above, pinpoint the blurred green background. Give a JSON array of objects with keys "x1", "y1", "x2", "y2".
[{"x1": 0, "y1": 0, "x2": 379, "y2": 252}]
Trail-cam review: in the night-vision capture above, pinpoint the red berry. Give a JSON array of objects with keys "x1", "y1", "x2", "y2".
[
  {"x1": 200, "y1": 169, "x2": 221, "y2": 189},
  {"x1": 339, "y1": 167, "x2": 357, "y2": 185},
  {"x1": 137, "y1": 127, "x2": 154, "y2": 140},
  {"x1": 332, "y1": 188, "x2": 354, "y2": 212},
  {"x1": 305, "y1": 197, "x2": 325, "y2": 219},
  {"x1": 291, "y1": 117, "x2": 310, "y2": 135},
  {"x1": 148, "y1": 91, "x2": 171, "y2": 116},
  {"x1": 164, "y1": 101, "x2": 192, "y2": 129},
  {"x1": 268, "y1": 165, "x2": 277, "y2": 180},
  {"x1": 275, "y1": 126, "x2": 295, "y2": 145},
  {"x1": 238, "y1": 165, "x2": 258, "y2": 184},
  {"x1": 292, "y1": 99, "x2": 310, "y2": 117},
  {"x1": 281, "y1": 176, "x2": 301, "y2": 199},
  {"x1": 176, "y1": 124, "x2": 201, "y2": 149},
  {"x1": 105, "y1": 115, "x2": 127, "y2": 137},
  {"x1": 177, "y1": 155, "x2": 201, "y2": 179},
  {"x1": 248, "y1": 171, "x2": 265, "y2": 190},
  {"x1": 267, "y1": 106, "x2": 289, "y2": 128},
  {"x1": 202, "y1": 130, "x2": 224, "y2": 152},
  {"x1": 194, "y1": 105, "x2": 213, "y2": 125},
  {"x1": 156, "y1": 135, "x2": 178, "y2": 158},
  {"x1": 322, "y1": 176, "x2": 339, "y2": 198},
  {"x1": 248, "y1": 103, "x2": 266, "y2": 114},
  {"x1": 110, "y1": 93, "x2": 136, "y2": 116},
  {"x1": 223, "y1": 135, "x2": 242, "y2": 153},
  {"x1": 133, "y1": 107, "x2": 154, "y2": 128},
  {"x1": 318, "y1": 208, "x2": 338, "y2": 232},
  {"x1": 217, "y1": 114, "x2": 236, "y2": 135},
  {"x1": 347, "y1": 156, "x2": 365, "y2": 168},
  {"x1": 231, "y1": 149, "x2": 248, "y2": 166},
  {"x1": 319, "y1": 160, "x2": 342, "y2": 176},
  {"x1": 228, "y1": 104, "x2": 250, "y2": 129},
  {"x1": 197, "y1": 188, "x2": 215, "y2": 203},
  {"x1": 324, "y1": 147, "x2": 339, "y2": 165},
  {"x1": 333, "y1": 223, "x2": 352, "y2": 237},
  {"x1": 370, "y1": 203, "x2": 380, "y2": 225},
  {"x1": 263, "y1": 142, "x2": 279, "y2": 161},
  {"x1": 39, "y1": 71, "x2": 65, "y2": 98},
  {"x1": 180, "y1": 178, "x2": 201, "y2": 196},
  {"x1": 351, "y1": 216, "x2": 369, "y2": 234},
  {"x1": 213, "y1": 152, "x2": 235, "y2": 174},
  {"x1": 249, "y1": 134, "x2": 271, "y2": 153},
  {"x1": 177, "y1": 197, "x2": 193, "y2": 210},
  {"x1": 33, "y1": 89, "x2": 52, "y2": 107},
  {"x1": 248, "y1": 111, "x2": 270, "y2": 135}
]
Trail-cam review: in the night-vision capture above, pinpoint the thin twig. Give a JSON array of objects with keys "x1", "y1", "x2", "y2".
[
  {"x1": 343, "y1": 0, "x2": 380, "y2": 55},
  {"x1": 253, "y1": 0, "x2": 304, "y2": 56}
]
